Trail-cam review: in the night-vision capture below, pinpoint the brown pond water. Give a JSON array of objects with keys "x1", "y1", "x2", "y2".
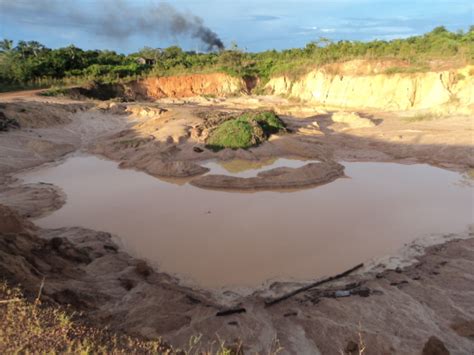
[{"x1": 19, "y1": 155, "x2": 473, "y2": 289}]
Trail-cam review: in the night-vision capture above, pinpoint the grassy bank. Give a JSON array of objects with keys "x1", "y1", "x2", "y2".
[{"x1": 0, "y1": 281, "x2": 245, "y2": 354}]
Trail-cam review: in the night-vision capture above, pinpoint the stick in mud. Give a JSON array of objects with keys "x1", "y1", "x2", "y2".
[
  {"x1": 216, "y1": 307, "x2": 247, "y2": 317},
  {"x1": 264, "y1": 263, "x2": 364, "y2": 307}
]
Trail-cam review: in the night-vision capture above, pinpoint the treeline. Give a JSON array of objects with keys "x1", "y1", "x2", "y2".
[{"x1": 0, "y1": 26, "x2": 472, "y2": 91}]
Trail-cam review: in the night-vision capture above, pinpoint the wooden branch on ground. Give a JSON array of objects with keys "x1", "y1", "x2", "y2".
[
  {"x1": 264, "y1": 263, "x2": 364, "y2": 307},
  {"x1": 216, "y1": 307, "x2": 246, "y2": 317}
]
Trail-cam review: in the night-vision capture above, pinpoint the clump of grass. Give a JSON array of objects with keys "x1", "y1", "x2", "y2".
[
  {"x1": 207, "y1": 119, "x2": 256, "y2": 150},
  {"x1": 403, "y1": 112, "x2": 444, "y2": 122},
  {"x1": 240, "y1": 111, "x2": 286, "y2": 134},
  {"x1": 40, "y1": 86, "x2": 68, "y2": 97},
  {"x1": 0, "y1": 281, "x2": 247, "y2": 354},
  {"x1": 0, "y1": 281, "x2": 170, "y2": 354},
  {"x1": 454, "y1": 73, "x2": 466, "y2": 82},
  {"x1": 384, "y1": 65, "x2": 430, "y2": 75},
  {"x1": 206, "y1": 111, "x2": 285, "y2": 151}
]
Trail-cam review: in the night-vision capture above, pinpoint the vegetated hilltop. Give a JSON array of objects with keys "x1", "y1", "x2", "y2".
[{"x1": 0, "y1": 26, "x2": 472, "y2": 92}]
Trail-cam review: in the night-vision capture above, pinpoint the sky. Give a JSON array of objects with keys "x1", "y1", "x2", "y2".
[{"x1": 0, "y1": 0, "x2": 472, "y2": 53}]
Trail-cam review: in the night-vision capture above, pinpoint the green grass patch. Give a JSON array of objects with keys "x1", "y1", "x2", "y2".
[
  {"x1": 384, "y1": 65, "x2": 431, "y2": 75},
  {"x1": 39, "y1": 85, "x2": 68, "y2": 97},
  {"x1": 239, "y1": 111, "x2": 286, "y2": 134},
  {"x1": 206, "y1": 111, "x2": 285, "y2": 151},
  {"x1": 207, "y1": 119, "x2": 255, "y2": 150}
]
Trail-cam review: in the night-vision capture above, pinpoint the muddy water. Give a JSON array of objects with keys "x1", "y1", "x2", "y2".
[
  {"x1": 19, "y1": 155, "x2": 473, "y2": 288},
  {"x1": 200, "y1": 158, "x2": 312, "y2": 178}
]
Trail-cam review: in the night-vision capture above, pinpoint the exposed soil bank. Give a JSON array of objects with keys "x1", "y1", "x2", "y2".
[
  {"x1": 266, "y1": 62, "x2": 474, "y2": 114},
  {"x1": 67, "y1": 60, "x2": 474, "y2": 115},
  {"x1": 70, "y1": 73, "x2": 247, "y2": 101},
  {"x1": 132, "y1": 73, "x2": 247, "y2": 99}
]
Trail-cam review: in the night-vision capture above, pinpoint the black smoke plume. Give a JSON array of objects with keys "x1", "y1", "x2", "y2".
[{"x1": 0, "y1": 0, "x2": 224, "y2": 51}]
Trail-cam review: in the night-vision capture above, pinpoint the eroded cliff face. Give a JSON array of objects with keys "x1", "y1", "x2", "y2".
[
  {"x1": 128, "y1": 73, "x2": 247, "y2": 99},
  {"x1": 265, "y1": 62, "x2": 474, "y2": 113}
]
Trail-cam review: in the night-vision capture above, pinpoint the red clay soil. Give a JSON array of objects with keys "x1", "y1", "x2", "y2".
[{"x1": 130, "y1": 73, "x2": 246, "y2": 99}]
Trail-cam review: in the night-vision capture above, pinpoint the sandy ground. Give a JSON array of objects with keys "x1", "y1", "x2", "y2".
[{"x1": 0, "y1": 91, "x2": 473, "y2": 353}]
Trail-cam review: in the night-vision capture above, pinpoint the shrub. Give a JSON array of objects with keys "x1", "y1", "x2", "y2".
[
  {"x1": 39, "y1": 85, "x2": 67, "y2": 97},
  {"x1": 206, "y1": 111, "x2": 285, "y2": 150},
  {"x1": 243, "y1": 111, "x2": 286, "y2": 134}
]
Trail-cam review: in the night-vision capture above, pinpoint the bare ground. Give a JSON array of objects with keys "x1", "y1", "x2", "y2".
[{"x1": 0, "y1": 92, "x2": 473, "y2": 353}]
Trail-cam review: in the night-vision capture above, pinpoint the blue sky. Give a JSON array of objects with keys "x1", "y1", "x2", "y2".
[{"x1": 0, "y1": 0, "x2": 472, "y2": 52}]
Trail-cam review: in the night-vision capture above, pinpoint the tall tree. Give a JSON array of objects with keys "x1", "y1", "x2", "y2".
[{"x1": 0, "y1": 39, "x2": 13, "y2": 53}]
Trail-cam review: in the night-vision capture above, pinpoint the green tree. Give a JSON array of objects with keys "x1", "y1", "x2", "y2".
[{"x1": 0, "y1": 39, "x2": 13, "y2": 53}]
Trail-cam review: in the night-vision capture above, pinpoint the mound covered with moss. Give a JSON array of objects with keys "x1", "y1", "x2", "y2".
[{"x1": 206, "y1": 111, "x2": 286, "y2": 150}]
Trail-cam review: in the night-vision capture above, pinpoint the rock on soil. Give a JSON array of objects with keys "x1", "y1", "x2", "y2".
[{"x1": 422, "y1": 336, "x2": 450, "y2": 355}]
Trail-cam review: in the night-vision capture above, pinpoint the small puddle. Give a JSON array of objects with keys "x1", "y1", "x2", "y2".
[
  {"x1": 201, "y1": 158, "x2": 315, "y2": 178},
  {"x1": 18, "y1": 155, "x2": 473, "y2": 289}
]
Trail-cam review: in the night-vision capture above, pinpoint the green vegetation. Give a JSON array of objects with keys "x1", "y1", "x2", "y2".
[
  {"x1": 0, "y1": 281, "x2": 245, "y2": 354},
  {"x1": 0, "y1": 281, "x2": 167, "y2": 353},
  {"x1": 240, "y1": 111, "x2": 286, "y2": 134},
  {"x1": 39, "y1": 85, "x2": 68, "y2": 97},
  {"x1": 0, "y1": 26, "x2": 473, "y2": 91},
  {"x1": 383, "y1": 65, "x2": 431, "y2": 74},
  {"x1": 206, "y1": 111, "x2": 285, "y2": 150}
]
